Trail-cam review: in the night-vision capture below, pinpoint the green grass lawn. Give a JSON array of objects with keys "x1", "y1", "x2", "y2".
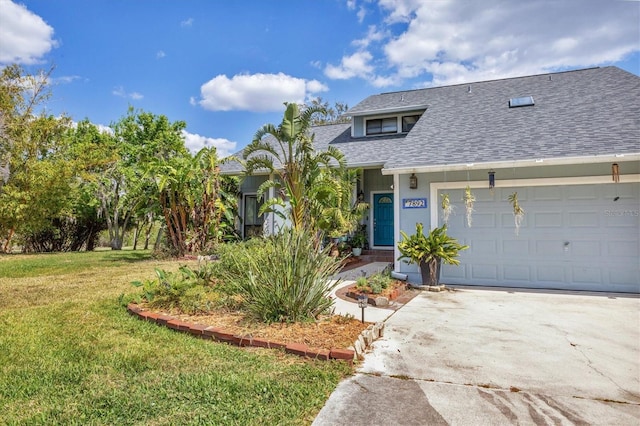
[{"x1": 0, "y1": 250, "x2": 351, "y2": 425}]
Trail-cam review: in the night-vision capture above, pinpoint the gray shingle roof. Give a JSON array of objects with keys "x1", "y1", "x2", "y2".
[{"x1": 220, "y1": 66, "x2": 639, "y2": 174}]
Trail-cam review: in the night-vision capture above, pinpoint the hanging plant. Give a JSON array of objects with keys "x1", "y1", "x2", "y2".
[
  {"x1": 463, "y1": 186, "x2": 475, "y2": 227},
  {"x1": 441, "y1": 193, "x2": 454, "y2": 224},
  {"x1": 508, "y1": 192, "x2": 525, "y2": 236}
]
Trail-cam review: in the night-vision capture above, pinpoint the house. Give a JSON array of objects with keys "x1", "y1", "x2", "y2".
[{"x1": 221, "y1": 66, "x2": 640, "y2": 293}]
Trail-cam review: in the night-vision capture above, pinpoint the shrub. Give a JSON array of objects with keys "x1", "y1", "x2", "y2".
[
  {"x1": 369, "y1": 272, "x2": 391, "y2": 291},
  {"x1": 220, "y1": 228, "x2": 344, "y2": 323},
  {"x1": 131, "y1": 265, "x2": 224, "y2": 314},
  {"x1": 355, "y1": 276, "x2": 369, "y2": 292}
]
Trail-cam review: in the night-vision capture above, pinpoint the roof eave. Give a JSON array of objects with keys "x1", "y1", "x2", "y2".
[
  {"x1": 381, "y1": 153, "x2": 640, "y2": 175},
  {"x1": 346, "y1": 104, "x2": 429, "y2": 117}
]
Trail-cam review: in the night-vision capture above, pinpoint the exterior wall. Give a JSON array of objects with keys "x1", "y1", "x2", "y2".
[{"x1": 392, "y1": 160, "x2": 640, "y2": 284}]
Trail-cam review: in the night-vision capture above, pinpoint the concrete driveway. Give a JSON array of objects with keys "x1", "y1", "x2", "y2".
[{"x1": 314, "y1": 287, "x2": 640, "y2": 425}]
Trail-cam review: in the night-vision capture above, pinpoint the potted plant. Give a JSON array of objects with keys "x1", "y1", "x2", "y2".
[
  {"x1": 350, "y1": 225, "x2": 367, "y2": 257},
  {"x1": 397, "y1": 223, "x2": 469, "y2": 286}
]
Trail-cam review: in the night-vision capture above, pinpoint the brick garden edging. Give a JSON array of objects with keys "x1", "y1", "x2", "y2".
[{"x1": 127, "y1": 304, "x2": 385, "y2": 364}]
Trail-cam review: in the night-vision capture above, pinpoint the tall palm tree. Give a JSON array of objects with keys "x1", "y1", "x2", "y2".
[{"x1": 243, "y1": 103, "x2": 346, "y2": 233}]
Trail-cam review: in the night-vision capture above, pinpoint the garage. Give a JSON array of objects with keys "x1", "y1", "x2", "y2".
[{"x1": 437, "y1": 182, "x2": 640, "y2": 293}]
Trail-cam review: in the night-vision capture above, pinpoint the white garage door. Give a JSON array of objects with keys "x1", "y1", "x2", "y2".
[{"x1": 438, "y1": 183, "x2": 639, "y2": 293}]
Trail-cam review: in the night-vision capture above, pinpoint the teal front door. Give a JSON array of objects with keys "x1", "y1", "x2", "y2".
[{"x1": 373, "y1": 193, "x2": 394, "y2": 246}]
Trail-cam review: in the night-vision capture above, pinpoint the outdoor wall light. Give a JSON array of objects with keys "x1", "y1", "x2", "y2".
[
  {"x1": 409, "y1": 173, "x2": 418, "y2": 189},
  {"x1": 488, "y1": 170, "x2": 495, "y2": 189}
]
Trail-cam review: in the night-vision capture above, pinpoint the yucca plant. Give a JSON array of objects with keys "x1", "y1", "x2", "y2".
[
  {"x1": 398, "y1": 223, "x2": 469, "y2": 286},
  {"x1": 220, "y1": 227, "x2": 344, "y2": 323}
]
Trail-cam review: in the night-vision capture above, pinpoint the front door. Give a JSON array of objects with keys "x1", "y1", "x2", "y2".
[{"x1": 373, "y1": 193, "x2": 394, "y2": 246}]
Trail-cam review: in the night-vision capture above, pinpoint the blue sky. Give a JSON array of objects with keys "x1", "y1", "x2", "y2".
[{"x1": 1, "y1": 0, "x2": 638, "y2": 157}]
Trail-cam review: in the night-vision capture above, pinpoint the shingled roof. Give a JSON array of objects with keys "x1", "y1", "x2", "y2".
[{"x1": 220, "y1": 66, "x2": 639, "y2": 174}]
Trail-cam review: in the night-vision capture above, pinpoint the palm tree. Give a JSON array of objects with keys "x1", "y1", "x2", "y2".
[{"x1": 243, "y1": 103, "x2": 346, "y2": 233}]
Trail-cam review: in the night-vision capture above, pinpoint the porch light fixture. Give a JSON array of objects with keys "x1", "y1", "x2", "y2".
[
  {"x1": 357, "y1": 190, "x2": 365, "y2": 202},
  {"x1": 409, "y1": 173, "x2": 418, "y2": 189},
  {"x1": 488, "y1": 170, "x2": 495, "y2": 189}
]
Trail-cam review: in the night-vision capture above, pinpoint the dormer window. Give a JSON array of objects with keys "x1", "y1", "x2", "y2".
[
  {"x1": 366, "y1": 117, "x2": 397, "y2": 135},
  {"x1": 402, "y1": 115, "x2": 420, "y2": 132},
  {"x1": 357, "y1": 110, "x2": 425, "y2": 138}
]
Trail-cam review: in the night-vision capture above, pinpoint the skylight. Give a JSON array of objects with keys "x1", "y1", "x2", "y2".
[{"x1": 509, "y1": 96, "x2": 535, "y2": 108}]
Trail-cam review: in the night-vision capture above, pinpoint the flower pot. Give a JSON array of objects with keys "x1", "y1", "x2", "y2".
[
  {"x1": 419, "y1": 259, "x2": 441, "y2": 286},
  {"x1": 352, "y1": 247, "x2": 362, "y2": 257}
]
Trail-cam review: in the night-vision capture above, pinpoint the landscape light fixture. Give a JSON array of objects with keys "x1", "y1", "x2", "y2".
[
  {"x1": 357, "y1": 294, "x2": 368, "y2": 323},
  {"x1": 409, "y1": 173, "x2": 418, "y2": 189}
]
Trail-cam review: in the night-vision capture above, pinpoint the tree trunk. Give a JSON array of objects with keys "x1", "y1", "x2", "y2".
[{"x1": 143, "y1": 221, "x2": 154, "y2": 250}]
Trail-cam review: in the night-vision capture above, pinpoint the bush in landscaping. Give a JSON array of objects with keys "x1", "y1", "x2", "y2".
[
  {"x1": 132, "y1": 265, "x2": 224, "y2": 314},
  {"x1": 219, "y1": 228, "x2": 344, "y2": 323}
]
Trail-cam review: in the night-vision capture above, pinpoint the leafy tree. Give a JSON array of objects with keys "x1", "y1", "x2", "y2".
[
  {"x1": 153, "y1": 147, "x2": 239, "y2": 256},
  {"x1": 243, "y1": 103, "x2": 346, "y2": 233},
  {"x1": 101, "y1": 108, "x2": 188, "y2": 250},
  {"x1": 307, "y1": 97, "x2": 350, "y2": 125},
  {"x1": 0, "y1": 65, "x2": 78, "y2": 252}
]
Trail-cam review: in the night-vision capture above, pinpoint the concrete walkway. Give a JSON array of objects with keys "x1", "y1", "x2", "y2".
[
  {"x1": 330, "y1": 262, "x2": 398, "y2": 323},
  {"x1": 315, "y1": 287, "x2": 640, "y2": 425}
]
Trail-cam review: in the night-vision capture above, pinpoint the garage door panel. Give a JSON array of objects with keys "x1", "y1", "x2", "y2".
[
  {"x1": 501, "y1": 212, "x2": 525, "y2": 231},
  {"x1": 609, "y1": 269, "x2": 640, "y2": 286},
  {"x1": 472, "y1": 212, "x2": 497, "y2": 227},
  {"x1": 566, "y1": 186, "x2": 599, "y2": 200},
  {"x1": 603, "y1": 213, "x2": 639, "y2": 228},
  {"x1": 470, "y1": 264, "x2": 499, "y2": 280},
  {"x1": 536, "y1": 265, "x2": 566, "y2": 283},
  {"x1": 502, "y1": 239, "x2": 529, "y2": 254},
  {"x1": 606, "y1": 240, "x2": 638, "y2": 257},
  {"x1": 503, "y1": 265, "x2": 533, "y2": 282},
  {"x1": 570, "y1": 240, "x2": 602, "y2": 257},
  {"x1": 467, "y1": 239, "x2": 498, "y2": 255},
  {"x1": 567, "y1": 211, "x2": 599, "y2": 227},
  {"x1": 533, "y1": 186, "x2": 563, "y2": 201},
  {"x1": 438, "y1": 182, "x2": 639, "y2": 292},
  {"x1": 535, "y1": 240, "x2": 565, "y2": 256},
  {"x1": 533, "y1": 212, "x2": 563, "y2": 227},
  {"x1": 571, "y1": 266, "x2": 603, "y2": 284}
]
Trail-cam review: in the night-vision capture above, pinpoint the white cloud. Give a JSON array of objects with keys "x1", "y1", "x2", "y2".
[
  {"x1": 181, "y1": 17, "x2": 194, "y2": 27},
  {"x1": 324, "y1": 51, "x2": 374, "y2": 80},
  {"x1": 182, "y1": 130, "x2": 237, "y2": 158},
  {"x1": 335, "y1": 0, "x2": 640, "y2": 87},
  {"x1": 53, "y1": 75, "x2": 81, "y2": 85},
  {"x1": 0, "y1": 0, "x2": 58, "y2": 65},
  {"x1": 112, "y1": 86, "x2": 144, "y2": 100},
  {"x1": 156, "y1": 50, "x2": 166, "y2": 59},
  {"x1": 198, "y1": 72, "x2": 328, "y2": 112}
]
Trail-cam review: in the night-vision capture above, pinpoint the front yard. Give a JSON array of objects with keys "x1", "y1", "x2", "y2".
[{"x1": 0, "y1": 250, "x2": 352, "y2": 425}]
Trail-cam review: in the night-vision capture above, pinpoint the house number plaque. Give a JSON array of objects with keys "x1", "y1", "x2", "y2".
[{"x1": 402, "y1": 198, "x2": 427, "y2": 209}]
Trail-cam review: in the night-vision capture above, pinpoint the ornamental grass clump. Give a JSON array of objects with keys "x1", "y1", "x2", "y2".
[{"x1": 221, "y1": 228, "x2": 344, "y2": 323}]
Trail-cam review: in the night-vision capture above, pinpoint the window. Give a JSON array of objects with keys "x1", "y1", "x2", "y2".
[
  {"x1": 244, "y1": 195, "x2": 264, "y2": 238},
  {"x1": 402, "y1": 115, "x2": 421, "y2": 132},
  {"x1": 366, "y1": 117, "x2": 397, "y2": 135}
]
